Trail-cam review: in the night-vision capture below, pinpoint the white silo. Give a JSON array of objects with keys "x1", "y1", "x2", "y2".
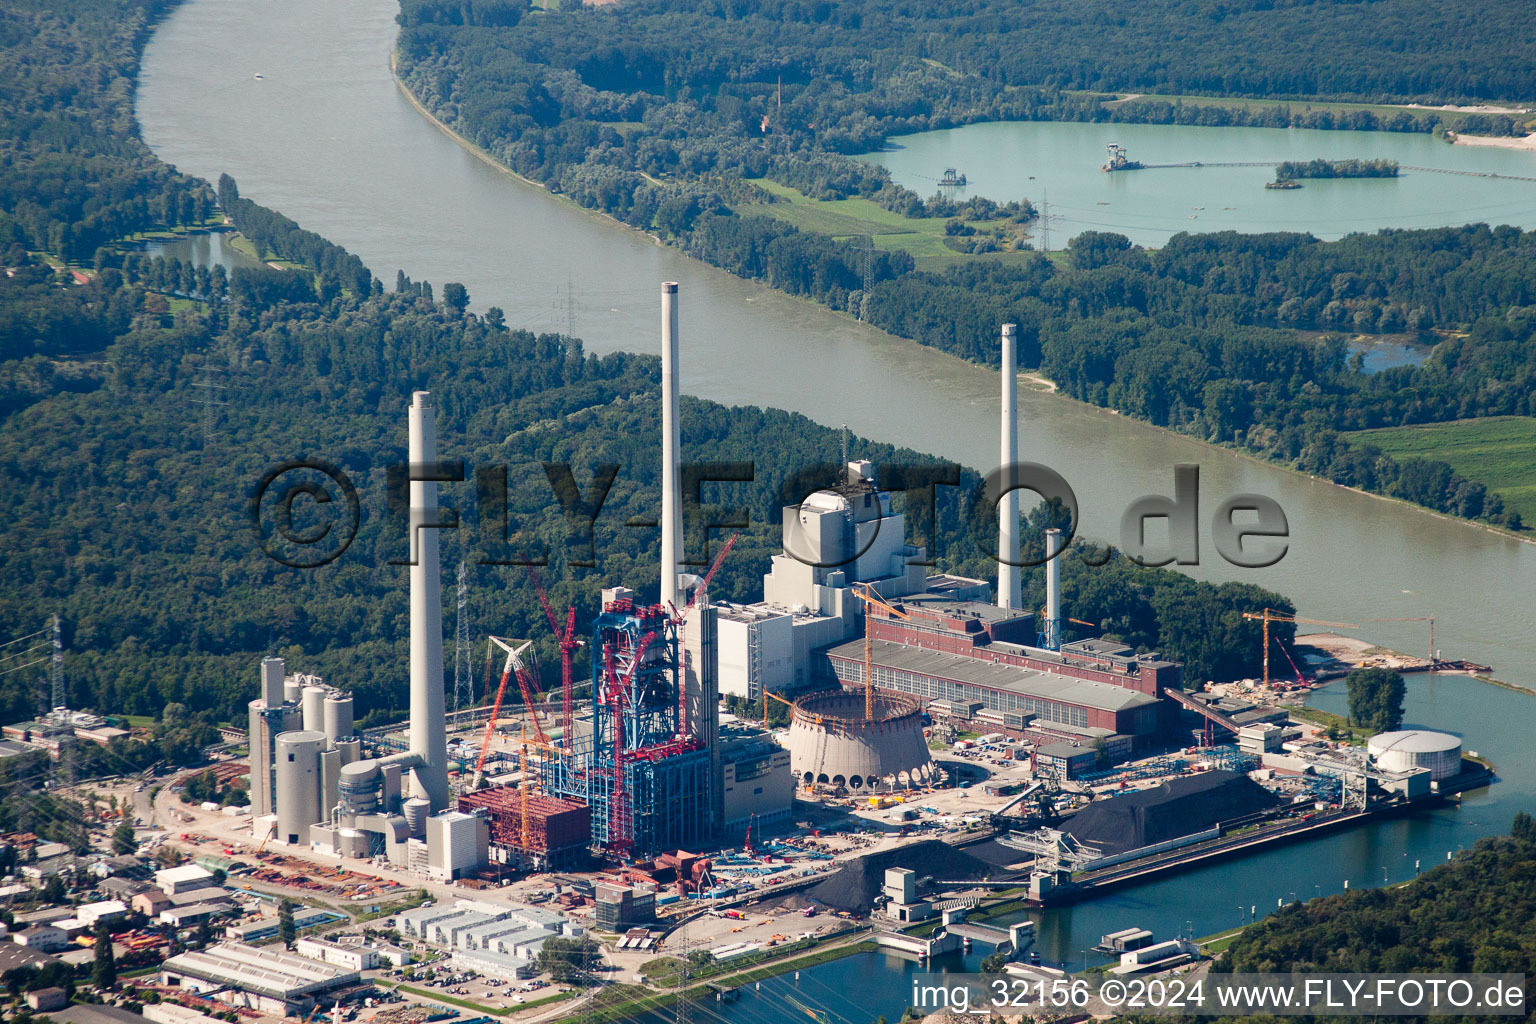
[
  {"x1": 274, "y1": 730, "x2": 325, "y2": 846},
  {"x1": 323, "y1": 693, "x2": 354, "y2": 743},
  {"x1": 338, "y1": 760, "x2": 381, "y2": 816},
  {"x1": 301, "y1": 685, "x2": 327, "y2": 734}
]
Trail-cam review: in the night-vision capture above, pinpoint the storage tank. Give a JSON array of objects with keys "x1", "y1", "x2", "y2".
[
  {"x1": 1367, "y1": 730, "x2": 1462, "y2": 781},
  {"x1": 339, "y1": 760, "x2": 380, "y2": 815},
  {"x1": 336, "y1": 737, "x2": 362, "y2": 767},
  {"x1": 274, "y1": 730, "x2": 326, "y2": 846},
  {"x1": 323, "y1": 693, "x2": 355, "y2": 743},
  {"x1": 302, "y1": 685, "x2": 327, "y2": 735},
  {"x1": 284, "y1": 677, "x2": 302, "y2": 703},
  {"x1": 402, "y1": 797, "x2": 431, "y2": 837}
]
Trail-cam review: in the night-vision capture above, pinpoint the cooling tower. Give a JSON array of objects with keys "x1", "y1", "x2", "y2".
[
  {"x1": 786, "y1": 691, "x2": 936, "y2": 792},
  {"x1": 407, "y1": 391, "x2": 450, "y2": 812}
]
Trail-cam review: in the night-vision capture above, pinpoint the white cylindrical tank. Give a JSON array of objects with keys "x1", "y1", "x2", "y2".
[
  {"x1": 302, "y1": 685, "x2": 327, "y2": 735},
  {"x1": 402, "y1": 797, "x2": 431, "y2": 837},
  {"x1": 323, "y1": 693, "x2": 354, "y2": 743},
  {"x1": 338, "y1": 828, "x2": 370, "y2": 858},
  {"x1": 1368, "y1": 730, "x2": 1462, "y2": 781},
  {"x1": 339, "y1": 760, "x2": 380, "y2": 815},
  {"x1": 274, "y1": 730, "x2": 325, "y2": 846},
  {"x1": 337, "y1": 737, "x2": 362, "y2": 767},
  {"x1": 284, "y1": 677, "x2": 302, "y2": 704}
]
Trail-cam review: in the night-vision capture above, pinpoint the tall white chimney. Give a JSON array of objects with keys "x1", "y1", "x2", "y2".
[
  {"x1": 1044, "y1": 527, "x2": 1063, "y2": 650},
  {"x1": 998, "y1": 323, "x2": 1022, "y2": 611},
  {"x1": 407, "y1": 391, "x2": 449, "y2": 811},
  {"x1": 660, "y1": 282, "x2": 683, "y2": 612}
]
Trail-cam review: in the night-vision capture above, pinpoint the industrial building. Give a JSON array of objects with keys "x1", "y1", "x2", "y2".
[
  {"x1": 714, "y1": 459, "x2": 935, "y2": 700},
  {"x1": 717, "y1": 719, "x2": 795, "y2": 832},
  {"x1": 160, "y1": 942, "x2": 359, "y2": 1016},
  {"x1": 394, "y1": 899, "x2": 573, "y2": 980}
]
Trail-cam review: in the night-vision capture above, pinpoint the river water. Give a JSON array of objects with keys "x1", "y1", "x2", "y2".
[
  {"x1": 865, "y1": 120, "x2": 1536, "y2": 248},
  {"x1": 137, "y1": 0, "x2": 1536, "y2": 1009}
]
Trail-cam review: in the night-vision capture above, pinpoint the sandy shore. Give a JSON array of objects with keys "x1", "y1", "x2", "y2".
[{"x1": 1448, "y1": 131, "x2": 1536, "y2": 151}]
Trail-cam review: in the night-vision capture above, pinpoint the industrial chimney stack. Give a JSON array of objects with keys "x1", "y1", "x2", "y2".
[
  {"x1": 407, "y1": 391, "x2": 450, "y2": 812},
  {"x1": 660, "y1": 283, "x2": 683, "y2": 612},
  {"x1": 1044, "y1": 527, "x2": 1063, "y2": 650},
  {"x1": 998, "y1": 324, "x2": 1022, "y2": 611}
]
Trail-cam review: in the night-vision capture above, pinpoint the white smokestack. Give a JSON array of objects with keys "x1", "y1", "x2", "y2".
[
  {"x1": 407, "y1": 391, "x2": 449, "y2": 811},
  {"x1": 660, "y1": 282, "x2": 683, "y2": 612},
  {"x1": 1044, "y1": 527, "x2": 1063, "y2": 650},
  {"x1": 998, "y1": 324, "x2": 1022, "y2": 611}
]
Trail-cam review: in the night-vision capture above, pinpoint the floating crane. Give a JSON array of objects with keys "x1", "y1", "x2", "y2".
[
  {"x1": 473, "y1": 636, "x2": 538, "y2": 787},
  {"x1": 1368, "y1": 616, "x2": 1436, "y2": 666},
  {"x1": 1240, "y1": 608, "x2": 1358, "y2": 687},
  {"x1": 852, "y1": 582, "x2": 909, "y2": 719}
]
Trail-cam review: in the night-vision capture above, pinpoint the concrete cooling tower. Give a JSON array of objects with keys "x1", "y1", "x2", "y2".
[{"x1": 786, "y1": 691, "x2": 936, "y2": 792}]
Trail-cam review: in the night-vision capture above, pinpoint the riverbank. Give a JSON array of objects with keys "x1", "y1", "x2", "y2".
[
  {"x1": 1448, "y1": 131, "x2": 1536, "y2": 151},
  {"x1": 388, "y1": 62, "x2": 1536, "y2": 550}
]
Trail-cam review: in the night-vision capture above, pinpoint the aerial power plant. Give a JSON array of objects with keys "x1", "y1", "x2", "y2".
[
  {"x1": 243, "y1": 282, "x2": 1481, "y2": 900},
  {"x1": 244, "y1": 283, "x2": 1179, "y2": 875}
]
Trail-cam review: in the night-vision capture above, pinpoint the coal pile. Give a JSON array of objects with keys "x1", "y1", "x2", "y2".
[
  {"x1": 1063, "y1": 769, "x2": 1280, "y2": 857},
  {"x1": 804, "y1": 840, "x2": 994, "y2": 914}
]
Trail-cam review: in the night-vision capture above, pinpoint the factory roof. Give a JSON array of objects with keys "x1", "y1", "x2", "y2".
[
  {"x1": 828, "y1": 639, "x2": 1160, "y2": 712},
  {"x1": 155, "y1": 864, "x2": 215, "y2": 886},
  {"x1": 163, "y1": 942, "x2": 358, "y2": 998},
  {"x1": 461, "y1": 919, "x2": 536, "y2": 944}
]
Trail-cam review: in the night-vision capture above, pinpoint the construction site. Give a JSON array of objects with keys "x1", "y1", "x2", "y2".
[{"x1": 188, "y1": 282, "x2": 1499, "y2": 935}]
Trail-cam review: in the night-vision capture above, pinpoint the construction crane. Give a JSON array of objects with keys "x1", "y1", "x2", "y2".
[
  {"x1": 1240, "y1": 608, "x2": 1358, "y2": 687},
  {"x1": 673, "y1": 533, "x2": 739, "y2": 738},
  {"x1": 1369, "y1": 616, "x2": 1436, "y2": 666},
  {"x1": 852, "y1": 582, "x2": 909, "y2": 719},
  {"x1": 762, "y1": 688, "x2": 814, "y2": 729},
  {"x1": 527, "y1": 566, "x2": 582, "y2": 745},
  {"x1": 473, "y1": 637, "x2": 537, "y2": 787},
  {"x1": 255, "y1": 819, "x2": 275, "y2": 854},
  {"x1": 519, "y1": 734, "x2": 532, "y2": 851}
]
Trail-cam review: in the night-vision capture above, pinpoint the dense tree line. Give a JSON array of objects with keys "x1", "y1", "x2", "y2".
[
  {"x1": 400, "y1": 4, "x2": 1536, "y2": 528},
  {"x1": 1276, "y1": 158, "x2": 1399, "y2": 180},
  {"x1": 0, "y1": 0, "x2": 1304, "y2": 735},
  {"x1": 1217, "y1": 814, "x2": 1536, "y2": 980},
  {"x1": 0, "y1": 0, "x2": 215, "y2": 260}
]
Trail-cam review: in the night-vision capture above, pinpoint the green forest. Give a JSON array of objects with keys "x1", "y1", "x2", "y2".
[
  {"x1": 395, "y1": 0, "x2": 1536, "y2": 530},
  {"x1": 0, "y1": 0, "x2": 1298, "y2": 779}
]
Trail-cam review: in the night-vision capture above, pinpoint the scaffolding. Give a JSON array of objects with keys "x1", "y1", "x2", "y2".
[{"x1": 541, "y1": 596, "x2": 712, "y2": 859}]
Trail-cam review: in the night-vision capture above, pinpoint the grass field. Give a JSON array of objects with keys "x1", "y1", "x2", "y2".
[
  {"x1": 735, "y1": 179, "x2": 1039, "y2": 271},
  {"x1": 1347, "y1": 416, "x2": 1536, "y2": 523}
]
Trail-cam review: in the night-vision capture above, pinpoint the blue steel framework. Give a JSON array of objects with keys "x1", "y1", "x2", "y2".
[{"x1": 541, "y1": 596, "x2": 712, "y2": 860}]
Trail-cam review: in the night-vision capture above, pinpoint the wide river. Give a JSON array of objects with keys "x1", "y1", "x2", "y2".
[
  {"x1": 138, "y1": 0, "x2": 1535, "y2": 1007},
  {"x1": 867, "y1": 119, "x2": 1536, "y2": 248}
]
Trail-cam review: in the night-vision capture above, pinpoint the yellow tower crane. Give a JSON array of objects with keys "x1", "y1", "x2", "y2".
[
  {"x1": 852, "y1": 582, "x2": 909, "y2": 719},
  {"x1": 1368, "y1": 616, "x2": 1436, "y2": 666},
  {"x1": 1240, "y1": 608, "x2": 1358, "y2": 687}
]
